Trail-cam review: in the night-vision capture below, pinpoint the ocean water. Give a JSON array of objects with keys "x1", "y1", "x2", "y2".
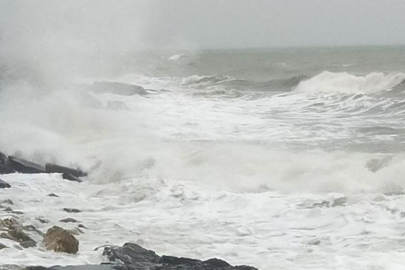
[{"x1": 1, "y1": 47, "x2": 405, "y2": 269}]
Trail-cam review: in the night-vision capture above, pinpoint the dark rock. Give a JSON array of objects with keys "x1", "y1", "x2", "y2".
[
  {"x1": 45, "y1": 163, "x2": 87, "y2": 178},
  {"x1": 23, "y1": 225, "x2": 45, "y2": 236},
  {"x1": 43, "y1": 226, "x2": 79, "y2": 254},
  {"x1": 36, "y1": 217, "x2": 49, "y2": 224},
  {"x1": 60, "y1": 218, "x2": 79, "y2": 223},
  {"x1": 103, "y1": 243, "x2": 258, "y2": 270},
  {"x1": 49, "y1": 266, "x2": 114, "y2": 270},
  {"x1": 78, "y1": 224, "x2": 87, "y2": 229},
  {"x1": 91, "y1": 81, "x2": 148, "y2": 96},
  {"x1": 1, "y1": 199, "x2": 13, "y2": 205},
  {"x1": 21, "y1": 240, "x2": 37, "y2": 248},
  {"x1": 0, "y1": 179, "x2": 11, "y2": 189},
  {"x1": 61, "y1": 173, "x2": 82, "y2": 182},
  {"x1": 48, "y1": 193, "x2": 59, "y2": 197},
  {"x1": 0, "y1": 152, "x2": 15, "y2": 174},
  {"x1": 203, "y1": 258, "x2": 232, "y2": 268},
  {"x1": 63, "y1": 208, "x2": 81, "y2": 213},
  {"x1": 160, "y1": 256, "x2": 201, "y2": 265},
  {"x1": 0, "y1": 225, "x2": 36, "y2": 247},
  {"x1": 5, "y1": 207, "x2": 24, "y2": 215},
  {"x1": 103, "y1": 243, "x2": 160, "y2": 264},
  {"x1": 0, "y1": 242, "x2": 7, "y2": 249},
  {"x1": 8, "y1": 156, "x2": 45, "y2": 174}
]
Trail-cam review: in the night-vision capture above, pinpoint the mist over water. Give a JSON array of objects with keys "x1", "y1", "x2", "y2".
[{"x1": 1, "y1": 1, "x2": 405, "y2": 195}]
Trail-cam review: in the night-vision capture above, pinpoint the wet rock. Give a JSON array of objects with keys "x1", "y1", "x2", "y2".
[
  {"x1": 61, "y1": 173, "x2": 82, "y2": 182},
  {"x1": 0, "y1": 152, "x2": 15, "y2": 174},
  {"x1": 43, "y1": 226, "x2": 79, "y2": 254},
  {"x1": 1, "y1": 199, "x2": 13, "y2": 205},
  {"x1": 63, "y1": 208, "x2": 81, "y2": 213},
  {"x1": 103, "y1": 243, "x2": 160, "y2": 264},
  {"x1": 48, "y1": 193, "x2": 59, "y2": 197},
  {"x1": 0, "y1": 179, "x2": 11, "y2": 189},
  {"x1": 0, "y1": 218, "x2": 37, "y2": 248},
  {"x1": 103, "y1": 243, "x2": 258, "y2": 270},
  {"x1": 78, "y1": 224, "x2": 87, "y2": 229},
  {"x1": 8, "y1": 156, "x2": 45, "y2": 174},
  {"x1": 5, "y1": 207, "x2": 24, "y2": 215},
  {"x1": 91, "y1": 81, "x2": 148, "y2": 96},
  {"x1": 0, "y1": 242, "x2": 7, "y2": 249},
  {"x1": 36, "y1": 217, "x2": 49, "y2": 224},
  {"x1": 45, "y1": 163, "x2": 87, "y2": 178},
  {"x1": 20, "y1": 240, "x2": 36, "y2": 248},
  {"x1": 60, "y1": 218, "x2": 79, "y2": 223},
  {"x1": 68, "y1": 227, "x2": 84, "y2": 235}
]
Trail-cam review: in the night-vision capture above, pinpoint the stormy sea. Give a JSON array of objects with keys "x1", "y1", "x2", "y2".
[{"x1": 1, "y1": 46, "x2": 405, "y2": 269}]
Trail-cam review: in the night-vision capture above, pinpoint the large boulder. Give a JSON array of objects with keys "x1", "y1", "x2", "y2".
[
  {"x1": 43, "y1": 226, "x2": 79, "y2": 254},
  {"x1": 8, "y1": 156, "x2": 45, "y2": 174}
]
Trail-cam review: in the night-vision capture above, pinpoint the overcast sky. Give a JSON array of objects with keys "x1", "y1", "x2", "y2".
[{"x1": 1, "y1": 0, "x2": 405, "y2": 52}]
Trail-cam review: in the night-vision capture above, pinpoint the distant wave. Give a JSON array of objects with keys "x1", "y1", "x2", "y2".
[
  {"x1": 177, "y1": 74, "x2": 306, "y2": 93},
  {"x1": 295, "y1": 71, "x2": 405, "y2": 94}
]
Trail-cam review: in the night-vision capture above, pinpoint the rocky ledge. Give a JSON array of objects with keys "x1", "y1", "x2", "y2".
[
  {"x1": 0, "y1": 151, "x2": 87, "y2": 182},
  {"x1": 2, "y1": 242, "x2": 257, "y2": 270}
]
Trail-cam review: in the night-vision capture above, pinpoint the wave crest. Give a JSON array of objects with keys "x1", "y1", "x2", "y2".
[{"x1": 295, "y1": 71, "x2": 405, "y2": 94}]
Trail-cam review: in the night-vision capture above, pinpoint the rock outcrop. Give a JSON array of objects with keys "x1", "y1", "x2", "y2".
[
  {"x1": 0, "y1": 152, "x2": 14, "y2": 174},
  {"x1": 45, "y1": 163, "x2": 86, "y2": 182},
  {"x1": 43, "y1": 226, "x2": 79, "y2": 254},
  {"x1": 102, "y1": 242, "x2": 258, "y2": 270},
  {"x1": 8, "y1": 157, "x2": 45, "y2": 174},
  {"x1": 0, "y1": 152, "x2": 87, "y2": 182},
  {"x1": 0, "y1": 218, "x2": 37, "y2": 248}
]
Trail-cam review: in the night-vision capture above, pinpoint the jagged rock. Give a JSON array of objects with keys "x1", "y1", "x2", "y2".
[
  {"x1": 0, "y1": 152, "x2": 15, "y2": 174},
  {"x1": 63, "y1": 208, "x2": 81, "y2": 213},
  {"x1": 61, "y1": 173, "x2": 82, "y2": 182},
  {"x1": 0, "y1": 218, "x2": 37, "y2": 248},
  {"x1": 103, "y1": 243, "x2": 160, "y2": 264},
  {"x1": 91, "y1": 81, "x2": 148, "y2": 96},
  {"x1": 1, "y1": 199, "x2": 13, "y2": 205},
  {"x1": 103, "y1": 243, "x2": 258, "y2": 270},
  {"x1": 8, "y1": 156, "x2": 45, "y2": 174},
  {"x1": 0, "y1": 179, "x2": 11, "y2": 189},
  {"x1": 43, "y1": 226, "x2": 79, "y2": 254},
  {"x1": 60, "y1": 218, "x2": 79, "y2": 223},
  {"x1": 45, "y1": 163, "x2": 87, "y2": 178}
]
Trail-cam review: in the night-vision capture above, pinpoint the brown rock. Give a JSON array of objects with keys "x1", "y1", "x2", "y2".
[{"x1": 43, "y1": 226, "x2": 79, "y2": 254}]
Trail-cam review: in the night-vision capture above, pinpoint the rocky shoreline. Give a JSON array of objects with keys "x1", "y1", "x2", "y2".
[{"x1": 0, "y1": 151, "x2": 258, "y2": 270}]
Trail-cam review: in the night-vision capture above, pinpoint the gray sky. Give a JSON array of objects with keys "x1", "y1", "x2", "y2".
[{"x1": 1, "y1": 0, "x2": 405, "y2": 52}]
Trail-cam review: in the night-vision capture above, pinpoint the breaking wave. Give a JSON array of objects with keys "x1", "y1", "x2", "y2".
[{"x1": 295, "y1": 71, "x2": 405, "y2": 94}]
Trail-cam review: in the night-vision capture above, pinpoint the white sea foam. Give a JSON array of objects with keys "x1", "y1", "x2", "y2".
[{"x1": 295, "y1": 71, "x2": 405, "y2": 94}]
